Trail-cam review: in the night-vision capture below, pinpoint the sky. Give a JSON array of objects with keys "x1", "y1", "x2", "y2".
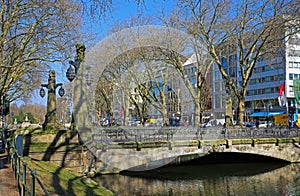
[
  {"x1": 82, "y1": 0, "x2": 176, "y2": 42},
  {"x1": 26, "y1": 0, "x2": 176, "y2": 106}
]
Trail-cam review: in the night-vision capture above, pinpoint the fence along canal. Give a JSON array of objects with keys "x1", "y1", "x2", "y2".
[{"x1": 6, "y1": 137, "x2": 50, "y2": 196}]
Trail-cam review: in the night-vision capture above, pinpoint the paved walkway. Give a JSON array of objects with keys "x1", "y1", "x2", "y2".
[{"x1": 0, "y1": 153, "x2": 20, "y2": 196}]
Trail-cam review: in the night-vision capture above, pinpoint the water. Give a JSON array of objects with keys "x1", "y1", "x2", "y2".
[{"x1": 95, "y1": 163, "x2": 300, "y2": 196}]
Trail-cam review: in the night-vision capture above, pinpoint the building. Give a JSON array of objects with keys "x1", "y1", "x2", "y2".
[{"x1": 211, "y1": 28, "x2": 300, "y2": 123}]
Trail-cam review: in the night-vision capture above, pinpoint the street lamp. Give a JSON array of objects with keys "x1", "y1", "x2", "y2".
[
  {"x1": 40, "y1": 70, "x2": 65, "y2": 128},
  {"x1": 66, "y1": 60, "x2": 79, "y2": 82},
  {"x1": 264, "y1": 103, "x2": 273, "y2": 127},
  {"x1": 66, "y1": 44, "x2": 85, "y2": 82}
]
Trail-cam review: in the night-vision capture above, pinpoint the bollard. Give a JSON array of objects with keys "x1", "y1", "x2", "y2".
[
  {"x1": 30, "y1": 170, "x2": 36, "y2": 196},
  {"x1": 22, "y1": 162, "x2": 27, "y2": 196},
  {"x1": 13, "y1": 154, "x2": 17, "y2": 178},
  {"x1": 6, "y1": 138, "x2": 11, "y2": 163},
  {"x1": 17, "y1": 155, "x2": 20, "y2": 184}
]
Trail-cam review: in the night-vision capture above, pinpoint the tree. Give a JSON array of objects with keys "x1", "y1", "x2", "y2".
[
  {"x1": 9, "y1": 103, "x2": 46, "y2": 124},
  {"x1": 170, "y1": 0, "x2": 300, "y2": 125},
  {"x1": 95, "y1": 76, "x2": 114, "y2": 125},
  {"x1": 0, "y1": 0, "x2": 82, "y2": 105}
]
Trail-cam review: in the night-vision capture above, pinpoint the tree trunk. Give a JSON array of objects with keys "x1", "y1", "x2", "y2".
[
  {"x1": 194, "y1": 101, "x2": 201, "y2": 126},
  {"x1": 124, "y1": 98, "x2": 129, "y2": 126},
  {"x1": 237, "y1": 98, "x2": 245, "y2": 126},
  {"x1": 225, "y1": 97, "x2": 233, "y2": 127}
]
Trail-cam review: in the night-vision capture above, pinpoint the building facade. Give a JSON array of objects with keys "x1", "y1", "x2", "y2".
[{"x1": 211, "y1": 30, "x2": 300, "y2": 122}]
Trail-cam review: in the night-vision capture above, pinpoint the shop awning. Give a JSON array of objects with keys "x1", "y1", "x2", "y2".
[{"x1": 250, "y1": 111, "x2": 285, "y2": 117}]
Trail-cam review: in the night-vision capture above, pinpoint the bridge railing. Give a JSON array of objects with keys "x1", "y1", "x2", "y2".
[
  {"x1": 224, "y1": 126, "x2": 299, "y2": 139},
  {"x1": 91, "y1": 126, "x2": 299, "y2": 143}
]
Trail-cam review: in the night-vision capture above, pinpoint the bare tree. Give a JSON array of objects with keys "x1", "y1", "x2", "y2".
[
  {"x1": 95, "y1": 75, "x2": 114, "y2": 125},
  {"x1": 169, "y1": 0, "x2": 300, "y2": 125},
  {"x1": 0, "y1": 0, "x2": 83, "y2": 106}
]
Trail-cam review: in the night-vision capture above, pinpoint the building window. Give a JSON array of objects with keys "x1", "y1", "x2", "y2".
[
  {"x1": 289, "y1": 50, "x2": 300, "y2": 57},
  {"x1": 221, "y1": 57, "x2": 228, "y2": 67},
  {"x1": 289, "y1": 73, "x2": 293, "y2": 80},
  {"x1": 215, "y1": 70, "x2": 220, "y2": 80},
  {"x1": 265, "y1": 88, "x2": 271, "y2": 94},
  {"x1": 257, "y1": 89, "x2": 261, "y2": 94}
]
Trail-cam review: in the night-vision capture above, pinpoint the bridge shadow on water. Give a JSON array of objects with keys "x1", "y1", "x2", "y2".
[{"x1": 120, "y1": 152, "x2": 289, "y2": 180}]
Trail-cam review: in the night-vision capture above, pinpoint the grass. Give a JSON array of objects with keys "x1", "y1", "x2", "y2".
[{"x1": 23, "y1": 157, "x2": 113, "y2": 196}]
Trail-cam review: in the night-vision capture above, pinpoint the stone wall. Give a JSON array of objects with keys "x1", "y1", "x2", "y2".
[{"x1": 21, "y1": 130, "x2": 87, "y2": 173}]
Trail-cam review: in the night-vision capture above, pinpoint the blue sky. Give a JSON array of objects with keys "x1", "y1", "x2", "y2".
[
  {"x1": 83, "y1": 0, "x2": 176, "y2": 39},
  {"x1": 27, "y1": 0, "x2": 176, "y2": 106}
]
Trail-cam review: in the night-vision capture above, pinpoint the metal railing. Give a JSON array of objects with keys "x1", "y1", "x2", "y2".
[
  {"x1": 91, "y1": 126, "x2": 300, "y2": 143},
  {"x1": 6, "y1": 137, "x2": 50, "y2": 196}
]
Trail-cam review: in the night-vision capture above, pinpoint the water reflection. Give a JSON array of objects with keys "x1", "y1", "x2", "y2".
[{"x1": 95, "y1": 163, "x2": 300, "y2": 196}]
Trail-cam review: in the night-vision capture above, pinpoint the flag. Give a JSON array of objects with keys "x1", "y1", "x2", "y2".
[
  {"x1": 279, "y1": 83, "x2": 285, "y2": 96},
  {"x1": 278, "y1": 83, "x2": 286, "y2": 106}
]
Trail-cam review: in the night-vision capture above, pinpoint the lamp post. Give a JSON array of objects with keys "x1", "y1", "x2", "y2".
[
  {"x1": 264, "y1": 103, "x2": 273, "y2": 127},
  {"x1": 40, "y1": 70, "x2": 65, "y2": 128},
  {"x1": 65, "y1": 44, "x2": 85, "y2": 131}
]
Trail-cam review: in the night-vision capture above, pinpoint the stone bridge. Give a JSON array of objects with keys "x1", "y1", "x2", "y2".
[
  {"x1": 21, "y1": 126, "x2": 300, "y2": 173},
  {"x1": 89, "y1": 126, "x2": 300, "y2": 172}
]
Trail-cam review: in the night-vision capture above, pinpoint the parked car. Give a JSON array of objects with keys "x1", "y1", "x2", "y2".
[
  {"x1": 245, "y1": 122, "x2": 255, "y2": 127},
  {"x1": 258, "y1": 121, "x2": 273, "y2": 128},
  {"x1": 202, "y1": 121, "x2": 213, "y2": 128}
]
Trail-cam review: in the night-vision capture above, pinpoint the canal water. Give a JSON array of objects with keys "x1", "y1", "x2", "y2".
[{"x1": 94, "y1": 155, "x2": 300, "y2": 195}]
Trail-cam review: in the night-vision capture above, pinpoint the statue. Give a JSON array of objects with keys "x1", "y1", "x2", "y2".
[{"x1": 75, "y1": 44, "x2": 86, "y2": 62}]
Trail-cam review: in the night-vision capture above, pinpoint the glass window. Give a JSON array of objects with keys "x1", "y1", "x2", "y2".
[
  {"x1": 215, "y1": 96, "x2": 221, "y2": 108},
  {"x1": 229, "y1": 55, "x2": 236, "y2": 66},
  {"x1": 215, "y1": 71, "x2": 220, "y2": 80},
  {"x1": 257, "y1": 89, "x2": 261, "y2": 94},
  {"x1": 221, "y1": 57, "x2": 228, "y2": 67},
  {"x1": 289, "y1": 73, "x2": 293, "y2": 80},
  {"x1": 289, "y1": 62, "x2": 293, "y2": 68},
  {"x1": 224, "y1": 68, "x2": 228, "y2": 74}
]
